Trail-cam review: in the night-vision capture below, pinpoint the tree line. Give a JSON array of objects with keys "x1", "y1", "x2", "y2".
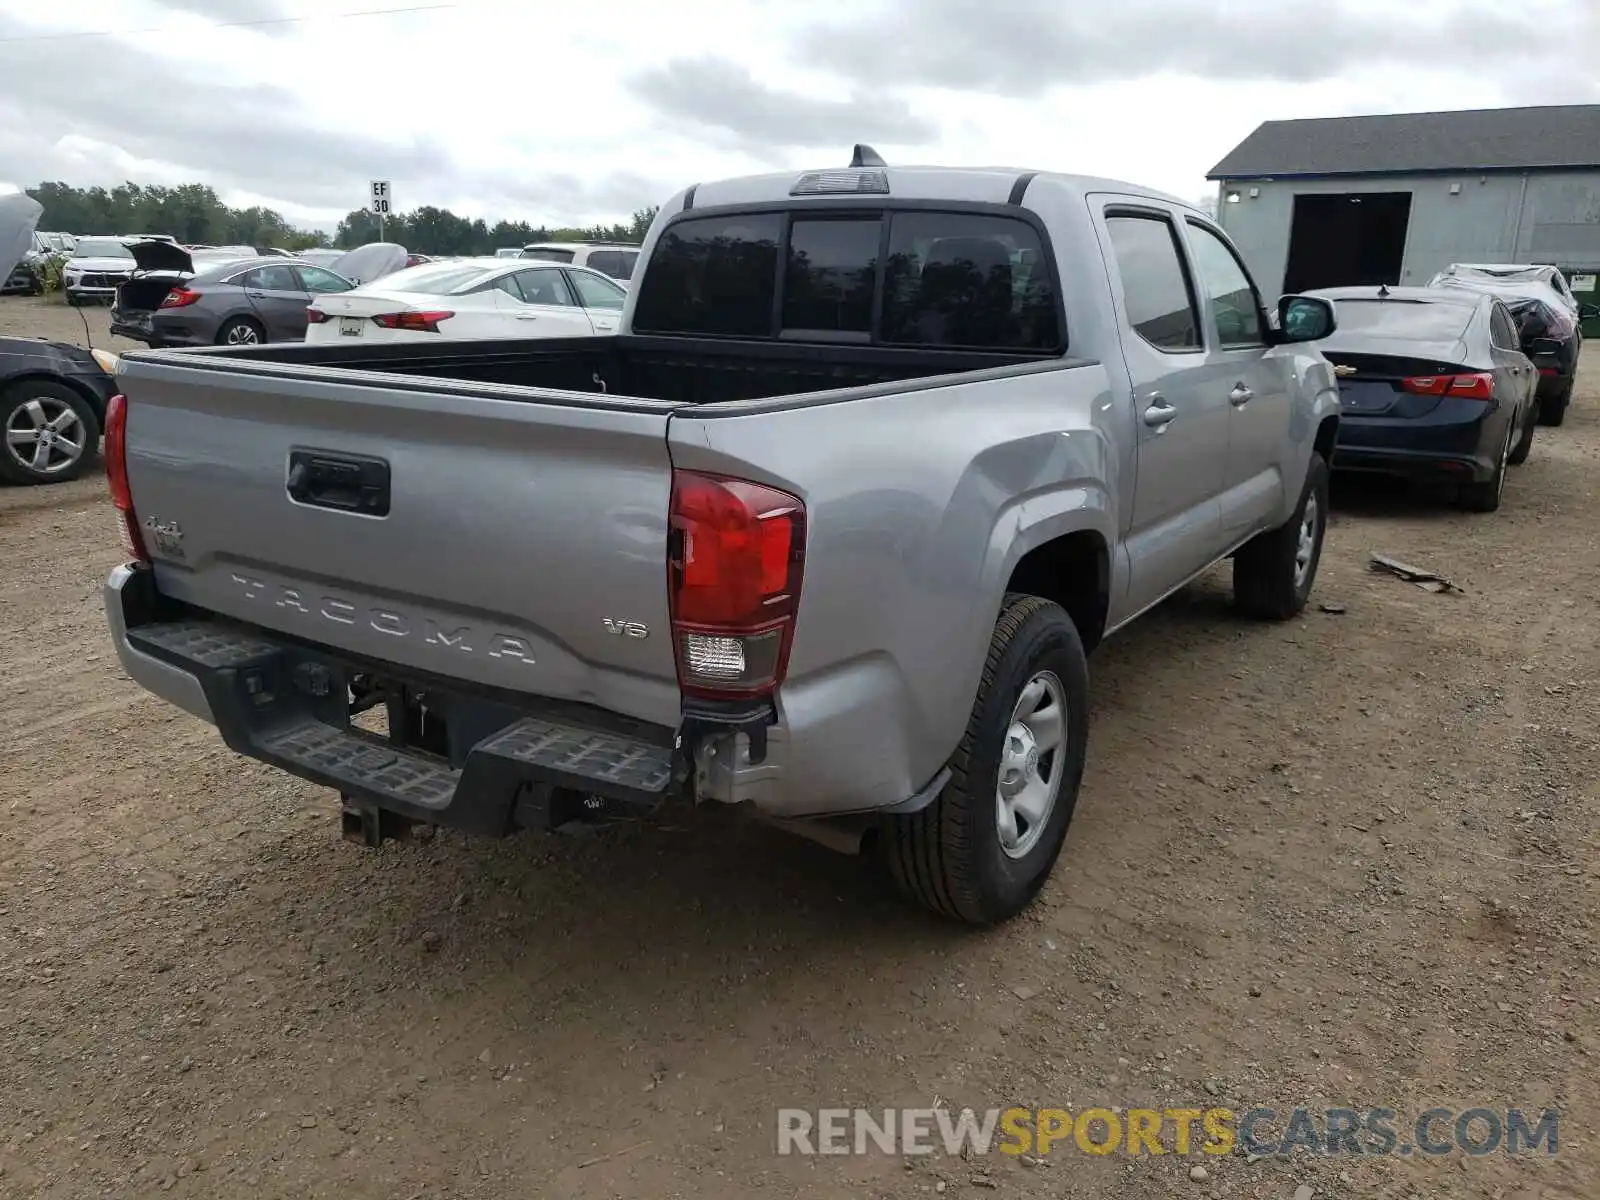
[{"x1": 24, "y1": 181, "x2": 658, "y2": 255}]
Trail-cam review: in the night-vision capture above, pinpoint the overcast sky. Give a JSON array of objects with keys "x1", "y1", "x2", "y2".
[{"x1": 1, "y1": 0, "x2": 1596, "y2": 232}]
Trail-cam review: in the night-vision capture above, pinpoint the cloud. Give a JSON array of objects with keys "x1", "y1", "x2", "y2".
[
  {"x1": 627, "y1": 56, "x2": 938, "y2": 151},
  {"x1": 0, "y1": 9, "x2": 670, "y2": 226},
  {"x1": 146, "y1": 0, "x2": 297, "y2": 33},
  {"x1": 792, "y1": 0, "x2": 1596, "y2": 98}
]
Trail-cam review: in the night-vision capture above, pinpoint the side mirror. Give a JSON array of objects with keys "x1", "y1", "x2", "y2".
[
  {"x1": 1527, "y1": 337, "x2": 1562, "y2": 356},
  {"x1": 1579, "y1": 303, "x2": 1600, "y2": 321},
  {"x1": 1275, "y1": 294, "x2": 1336, "y2": 343}
]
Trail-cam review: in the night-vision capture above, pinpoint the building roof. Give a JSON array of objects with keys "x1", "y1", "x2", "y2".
[{"x1": 1208, "y1": 104, "x2": 1600, "y2": 180}]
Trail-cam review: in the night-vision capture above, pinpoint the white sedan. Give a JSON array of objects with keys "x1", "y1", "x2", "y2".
[{"x1": 304, "y1": 257, "x2": 626, "y2": 344}]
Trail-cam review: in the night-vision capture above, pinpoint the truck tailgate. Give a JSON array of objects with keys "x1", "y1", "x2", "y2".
[{"x1": 117, "y1": 355, "x2": 684, "y2": 729}]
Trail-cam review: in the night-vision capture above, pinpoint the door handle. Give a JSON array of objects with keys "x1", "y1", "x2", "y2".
[
  {"x1": 1229, "y1": 383, "x2": 1255, "y2": 406},
  {"x1": 247, "y1": 291, "x2": 267, "y2": 299},
  {"x1": 1142, "y1": 397, "x2": 1178, "y2": 428},
  {"x1": 514, "y1": 313, "x2": 540, "y2": 320}
]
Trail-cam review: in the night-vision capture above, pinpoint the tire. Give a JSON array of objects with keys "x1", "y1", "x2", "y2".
[
  {"x1": 1459, "y1": 417, "x2": 1514, "y2": 513},
  {"x1": 1508, "y1": 402, "x2": 1536, "y2": 466},
  {"x1": 882, "y1": 594, "x2": 1090, "y2": 925},
  {"x1": 65, "y1": 292, "x2": 81, "y2": 307},
  {"x1": 0, "y1": 380, "x2": 101, "y2": 486},
  {"x1": 216, "y1": 317, "x2": 264, "y2": 347},
  {"x1": 1536, "y1": 380, "x2": 1571, "y2": 427},
  {"x1": 1232, "y1": 452, "x2": 1329, "y2": 620}
]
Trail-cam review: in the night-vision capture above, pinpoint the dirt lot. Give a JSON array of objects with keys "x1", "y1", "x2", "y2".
[{"x1": 2, "y1": 293, "x2": 1597, "y2": 1199}]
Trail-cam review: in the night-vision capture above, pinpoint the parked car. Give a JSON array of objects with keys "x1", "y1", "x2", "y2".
[
  {"x1": 62, "y1": 236, "x2": 139, "y2": 304},
  {"x1": 0, "y1": 194, "x2": 117, "y2": 484},
  {"x1": 1431, "y1": 263, "x2": 1580, "y2": 316},
  {"x1": 3, "y1": 230, "x2": 77, "y2": 295},
  {"x1": 103, "y1": 153, "x2": 1341, "y2": 924},
  {"x1": 1428, "y1": 266, "x2": 1599, "y2": 425},
  {"x1": 295, "y1": 248, "x2": 347, "y2": 269},
  {"x1": 304, "y1": 256, "x2": 626, "y2": 344},
  {"x1": 519, "y1": 241, "x2": 639, "y2": 280},
  {"x1": 494, "y1": 247, "x2": 523, "y2": 259},
  {"x1": 1308, "y1": 285, "x2": 1538, "y2": 511},
  {"x1": 112, "y1": 250, "x2": 356, "y2": 347}
]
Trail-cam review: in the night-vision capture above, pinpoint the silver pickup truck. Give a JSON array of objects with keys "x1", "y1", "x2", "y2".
[{"x1": 103, "y1": 151, "x2": 1340, "y2": 924}]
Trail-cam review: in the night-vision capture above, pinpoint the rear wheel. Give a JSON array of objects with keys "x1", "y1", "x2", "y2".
[
  {"x1": 1459, "y1": 418, "x2": 1514, "y2": 512},
  {"x1": 1536, "y1": 380, "x2": 1571, "y2": 427},
  {"x1": 1233, "y1": 453, "x2": 1329, "y2": 620},
  {"x1": 1508, "y1": 402, "x2": 1536, "y2": 465},
  {"x1": 217, "y1": 317, "x2": 264, "y2": 347},
  {"x1": 882, "y1": 594, "x2": 1089, "y2": 925},
  {"x1": 0, "y1": 381, "x2": 100, "y2": 485}
]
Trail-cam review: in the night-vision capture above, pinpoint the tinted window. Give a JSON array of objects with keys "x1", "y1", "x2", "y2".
[
  {"x1": 881, "y1": 212, "x2": 1060, "y2": 350},
  {"x1": 522, "y1": 247, "x2": 575, "y2": 263},
  {"x1": 1104, "y1": 215, "x2": 1200, "y2": 351},
  {"x1": 296, "y1": 265, "x2": 350, "y2": 294},
  {"x1": 616, "y1": 250, "x2": 639, "y2": 280},
  {"x1": 242, "y1": 264, "x2": 300, "y2": 290},
  {"x1": 1185, "y1": 222, "x2": 1263, "y2": 347},
  {"x1": 585, "y1": 250, "x2": 625, "y2": 278},
  {"x1": 513, "y1": 268, "x2": 576, "y2": 306},
  {"x1": 783, "y1": 218, "x2": 878, "y2": 335},
  {"x1": 1327, "y1": 299, "x2": 1474, "y2": 341},
  {"x1": 633, "y1": 213, "x2": 782, "y2": 337},
  {"x1": 1489, "y1": 305, "x2": 1518, "y2": 348},
  {"x1": 569, "y1": 269, "x2": 626, "y2": 310}
]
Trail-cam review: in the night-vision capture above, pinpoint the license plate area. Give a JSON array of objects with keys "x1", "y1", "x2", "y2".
[{"x1": 339, "y1": 317, "x2": 365, "y2": 337}]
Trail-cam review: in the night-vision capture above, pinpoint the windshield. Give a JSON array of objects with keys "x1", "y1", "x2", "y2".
[
  {"x1": 75, "y1": 238, "x2": 132, "y2": 259},
  {"x1": 1329, "y1": 298, "x2": 1474, "y2": 340}
]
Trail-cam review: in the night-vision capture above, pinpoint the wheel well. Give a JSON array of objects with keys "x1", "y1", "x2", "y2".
[
  {"x1": 1314, "y1": 414, "x2": 1339, "y2": 464},
  {"x1": 1004, "y1": 530, "x2": 1109, "y2": 653}
]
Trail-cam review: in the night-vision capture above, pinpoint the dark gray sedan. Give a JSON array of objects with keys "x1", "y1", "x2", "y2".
[{"x1": 111, "y1": 256, "x2": 358, "y2": 347}]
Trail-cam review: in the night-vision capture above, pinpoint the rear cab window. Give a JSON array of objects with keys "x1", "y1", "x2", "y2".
[{"x1": 631, "y1": 209, "x2": 1063, "y2": 352}]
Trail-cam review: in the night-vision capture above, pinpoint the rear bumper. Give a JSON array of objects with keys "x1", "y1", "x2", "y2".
[
  {"x1": 107, "y1": 564, "x2": 941, "y2": 830},
  {"x1": 1332, "y1": 398, "x2": 1504, "y2": 482},
  {"x1": 105, "y1": 564, "x2": 682, "y2": 836}
]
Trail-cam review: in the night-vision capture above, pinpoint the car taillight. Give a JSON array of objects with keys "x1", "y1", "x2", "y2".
[
  {"x1": 668, "y1": 471, "x2": 805, "y2": 699},
  {"x1": 306, "y1": 307, "x2": 329, "y2": 324},
  {"x1": 104, "y1": 394, "x2": 149, "y2": 564},
  {"x1": 371, "y1": 310, "x2": 453, "y2": 332},
  {"x1": 1539, "y1": 367, "x2": 1560, "y2": 376},
  {"x1": 160, "y1": 288, "x2": 201, "y2": 309},
  {"x1": 1401, "y1": 372, "x2": 1495, "y2": 400}
]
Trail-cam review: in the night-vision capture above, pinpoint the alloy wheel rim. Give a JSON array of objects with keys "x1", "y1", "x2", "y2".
[
  {"x1": 5, "y1": 397, "x2": 84, "y2": 476},
  {"x1": 996, "y1": 670, "x2": 1067, "y2": 860},
  {"x1": 227, "y1": 324, "x2": 259, "y2": 345},
  {"x1": 1294, "y1": 493, "x2": 1320, "y2": 591}
]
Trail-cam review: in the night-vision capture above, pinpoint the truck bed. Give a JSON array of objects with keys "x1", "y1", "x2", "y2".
[{"x1": 133, "y1": 333, "x2": 1066, "y2": 409}]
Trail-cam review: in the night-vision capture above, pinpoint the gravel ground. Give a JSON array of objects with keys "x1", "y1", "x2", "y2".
[{"x1": 2, "y1": 292, "x2": 1597, "y2": 1199}]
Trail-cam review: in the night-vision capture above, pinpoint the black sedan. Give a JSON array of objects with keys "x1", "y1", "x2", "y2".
[
  {"x1": 0, "y1": 336, "x2": 118, "y2": 485},
  {"x1": 1308, "y1": 286, "x2": 1539, "y2": 513},
  {"x1": 1506, "y1": 294, "x2": 1597, "y2": 428}
]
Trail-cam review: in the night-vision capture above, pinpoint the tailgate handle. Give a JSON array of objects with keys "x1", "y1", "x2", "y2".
[{"x1": 286, "y1": 449, "x2": 391, "y2": 517}]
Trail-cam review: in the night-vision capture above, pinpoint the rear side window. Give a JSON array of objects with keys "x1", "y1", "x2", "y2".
[
  {"x1": 634, "y1": 209, "x2": 1062, "y2": 350},
  {"x1": 1104, "y1": 215, "x2": 1200, "y2": 351},
  {"x1": 241, "y1": 264, "x2": 300, "y2": 291},
  {"x1": 633, "y1": 213, "x2": 783, "y2": 337},
  {"x1": 1489, "y1": 304, "x2": 1518, "y2": 349},
  {"x1": 585, "y1": 250, "x2": 626, "y2": 278},
  {"x1": 617, "y1": 250, "x2": 639, "y2": 280}
]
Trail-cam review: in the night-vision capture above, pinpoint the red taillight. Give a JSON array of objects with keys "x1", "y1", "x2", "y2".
[
  {"x1": 104, "y1": 394, "x2": 149, "y2": 564},
  {"x1": 1539, "y1": 367, "x2": 1559, "y2": 376},
  {"x1": 306, "y1": 307, "x2": 329, "y2": 324},
  {"x1": 1401, "y1": 372, "x2": 1495, "y2": 400},
  {"x1": 159, "y1": 288, "x2": 200, "y2": 309},
  {"x1": 371, "y1": 310, "x2": 453, "y2": 333},
  {"x1": 668, "y1": 471, "x2": 806, "y2": 699}
]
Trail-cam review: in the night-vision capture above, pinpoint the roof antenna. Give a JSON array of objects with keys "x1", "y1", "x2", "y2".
[
  {"x1": 1377, "y1": 283, "x2": 1391, "y2": 298},
  {"x1": 850, "y1": 144, "x2": 886, "y2": 168}
]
